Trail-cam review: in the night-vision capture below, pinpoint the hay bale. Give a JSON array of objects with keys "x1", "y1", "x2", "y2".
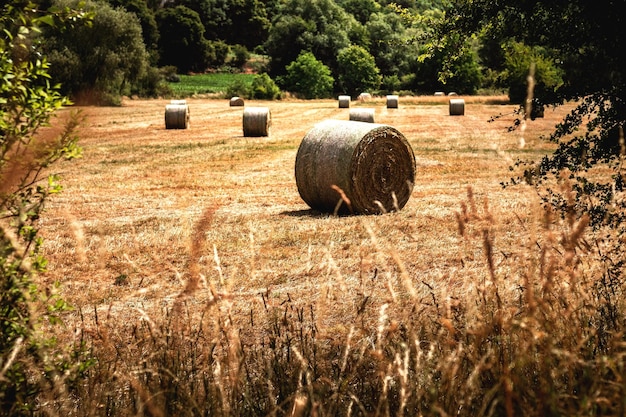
[
  {"x1": 349, "y1": 108, "x2": 375, "y2": 123},
  {"x1": 230, "y1": 96, "x2": 244, "y2": 106},
  {"x1": 386, "y1": 95, "x2": 399, "y2": 108},
  {"x1": 338, "y1": 95, "x2": 351, "y2": 108},
  {"x1": 357, "y1": 92, "x2": 372, "y2": 101},
  {"x1": 449, "y1": 98, "x2": 465, "y2": 116},
  {"x1": 447, "y1": 92, "x2": 458, "y2": 96},
  {"x1": 434, "y1": 91, "x2": 445, "y2": 96},
  {"x1": 243, "y1": 106, "x2": 271, "y2": 137},
  {"x1": 295, "y1": 120, "x2": 416, "y2": 215},
  {"x1": 170, "y1": 99, "x2": 187, "y2": 105},
  {"x1": 164, "y1": 103, "x2": 189, "y2": 129}
]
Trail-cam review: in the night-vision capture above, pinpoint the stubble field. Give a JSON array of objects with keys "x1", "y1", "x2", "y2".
[{"x1": 39, "y1": 95, "x2": 569, "y2": 328}]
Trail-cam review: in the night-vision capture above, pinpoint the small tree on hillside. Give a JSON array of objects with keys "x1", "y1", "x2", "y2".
[
  {"x1": 337, "y1": 45, "x2": 382, "y2": 97},
  {"x1": 281, "y1": 51, "x2": 335, "y2": 99}
]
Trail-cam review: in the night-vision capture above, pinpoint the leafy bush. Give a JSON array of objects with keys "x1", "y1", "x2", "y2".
[
  {"x1": 280, "y1": 51, "x2": 334, "y2": 99},
  {"x1": 226, "y1": 78, "x2": 252, "y2": 98},
  {"x1": 337, "y1": 45, "x2": 382, "y2": 97},
  {"x1": 250, "y1": 73, "x2": 281, "y2": 100},
  {"x1": 230, "y1": 44, "x2": 251, "y2": 69}
]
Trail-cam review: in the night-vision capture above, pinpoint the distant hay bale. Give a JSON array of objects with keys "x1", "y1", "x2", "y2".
[
  {"x1": 386, "y1": 95, "x2": 399, "y2": 108},
  {"x1": 243, "y1": 106, "x2": 271, "y2": 137},
  {"x1": 338, "y1": 95, "x2": 351, "y2": 108},
  {"x1": 164, "y1": 103, "x2": 189, "y2": 129},
  {"x1": 230, "y1": 96, "x2": 244, "y2": 106},
  {"x1": 449, "y1": 98, "x2": 465, "y2": 116},
  {"x1": 295, "y1": 119, "x2": 416, "y2": 215},
  {"x1": 434, "y1": 91, "x2": 445, "y2": 96},
  {"x1": 357, "y1": 92, "x2": 372, "y2": 101},
  {"x1": 447, "y1": 92, "x2": 458, "y2": 96},
  {"x1": 349, "y1": 108, "x2": 375, "y2": 123}
]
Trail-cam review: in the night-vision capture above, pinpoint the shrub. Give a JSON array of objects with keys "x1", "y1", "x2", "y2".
[
  {"x1": 226, "y1": 78, "x2": 252, "y2": 98},
  {"x1": 251, "y1": 73, "x2": 281, "y2": 100},
  {"x1": 337, "y1": 45, "x2": 382, "y2": 97},
  {"x1": 281, "y1": 51, "x2": 334, "y2": 99},
  {"x1": 230, "y1": 44, "x2": 251, "y2": 69}
]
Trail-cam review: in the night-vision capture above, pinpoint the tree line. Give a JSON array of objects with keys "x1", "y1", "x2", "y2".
[{"x1": 34, "y1": 0, "x2": 550, "y2": 104}]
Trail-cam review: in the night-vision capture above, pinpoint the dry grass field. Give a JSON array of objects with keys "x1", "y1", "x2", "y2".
[
  {"x1": 35, "y1": 95, "x2": 602, "y2": 415},
  {"x1": 40, "y1": 95, "x2": 565, "y2": 313}
]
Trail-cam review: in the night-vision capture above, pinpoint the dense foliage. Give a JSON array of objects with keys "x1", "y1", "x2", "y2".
[
  {"x1": 44, "y1": 0, "x2": 150, "y2": 105},
  {"x1": 29, "y1": 0, "x2": 490, "y2": 100}
]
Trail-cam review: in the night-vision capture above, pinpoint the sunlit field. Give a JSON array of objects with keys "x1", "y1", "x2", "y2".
[{"x1": 36, "y1": 96, "x2": 613, "y2": 416}]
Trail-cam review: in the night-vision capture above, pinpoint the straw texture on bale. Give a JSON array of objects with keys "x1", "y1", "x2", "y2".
[
  {"x1": 338, "y1": 95, "x2": 351, "y2": 108},
  {"x1": 230, "y1": 96, "x2": 244, "y2": 106},
  {"x1": 295, "y1": 120, "x2": 416, "y2": 215},
  {"x1": 449, "y1": 98, "x2": 465, "y2": 116},
  {"x1": 349, "y1": 108, "x2": 375, "y2": 123},
  {"x1": 164, "y1": 104, "x2": 189, "y2": 129},
  {"x1": 386, "y1": 95, "x2": 399, "y2": 108},
  {"x1": 243, "y1": 106, "x2": 271, "y2": 137}
]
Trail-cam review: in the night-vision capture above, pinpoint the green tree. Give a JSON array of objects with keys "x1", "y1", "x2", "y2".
[
  {"x1": 281, "y1": 51, "x2": 334, "y2": 99},
  {"x1": 265, "y1": 0, "x2": 357, "y2": 77},
  {"x1": 365, "y1": 11, "x2": 416, "y2": 81},
  {"x1": 44, "y1": 0, "x2": 150, "y2": 105},
  {"x1": 336, "y1": 44, "x2": 382, "y2": 96},
  {"x1": 337, "y1": 0, "x2": 380, "y2": 24},
  {"x1": 250, "y1": 73, "x2": 281, "y2": 99},
  {"x1": 173, "y1": 0, "x2": 270, "y2": 49},
  {"x1": 1, "y1": 2, "x2": 91, "y2": 415},
  {"x1": 156, "y1": 5, "x2": 214, "y2": 73},
  {"x1": 108, "y1": 0, "x2": 160, "y2": 63},
  {"x1": 501, "y1": 41, "x2": 564, "y2": 105}
]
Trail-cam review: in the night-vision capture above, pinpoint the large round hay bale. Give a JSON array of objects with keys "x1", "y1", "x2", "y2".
[
  {"x1": 449, "y1": 98, "x2": 465, "y2": 116},
  {"x1": 434, "y1": 91, "x2": 445, "y2": 96},
  {"x1": 349, "y1": 108, "x2": 375, "y2": 123},
  {"x1": 338, "y1": 95, "x2": 351, "y2": 108},
  {"x1": 386, "y1": 95, "x2": 399, "y2": 108},
  {"x1": 230, "y1": 96, "x2": 244, "y2": 107},
  {"x1": 295, "y1": 120, "x2": 416, "y2": 215},
  {"x1": 165, "y1": 103, "x2": 189, "y2": 129},
  {"x1": 243, "y1": 106, "x2": 271, "y2": 137},
  {"x1": 357, "y1": 92, "x2": 372, "y2": 101}
]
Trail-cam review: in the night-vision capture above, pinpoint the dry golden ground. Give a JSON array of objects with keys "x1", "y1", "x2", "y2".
[{"x1": 38, "y1": 95, "x2": 574, "y2": 328}]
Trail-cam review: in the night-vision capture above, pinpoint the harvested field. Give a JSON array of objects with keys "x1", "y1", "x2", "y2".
[{"x1": 39, "y1": 95, "x2": 572, "y2": 323}]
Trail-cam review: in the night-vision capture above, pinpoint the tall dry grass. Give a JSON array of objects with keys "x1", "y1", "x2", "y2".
[{"x1": 34, "y1": 98, "x2": 626, "y2": 416}]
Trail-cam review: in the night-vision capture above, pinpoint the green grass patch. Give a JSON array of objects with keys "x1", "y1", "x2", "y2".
[{"x1": 167, "y1": 73, "x2": 255, "y2": 96}]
